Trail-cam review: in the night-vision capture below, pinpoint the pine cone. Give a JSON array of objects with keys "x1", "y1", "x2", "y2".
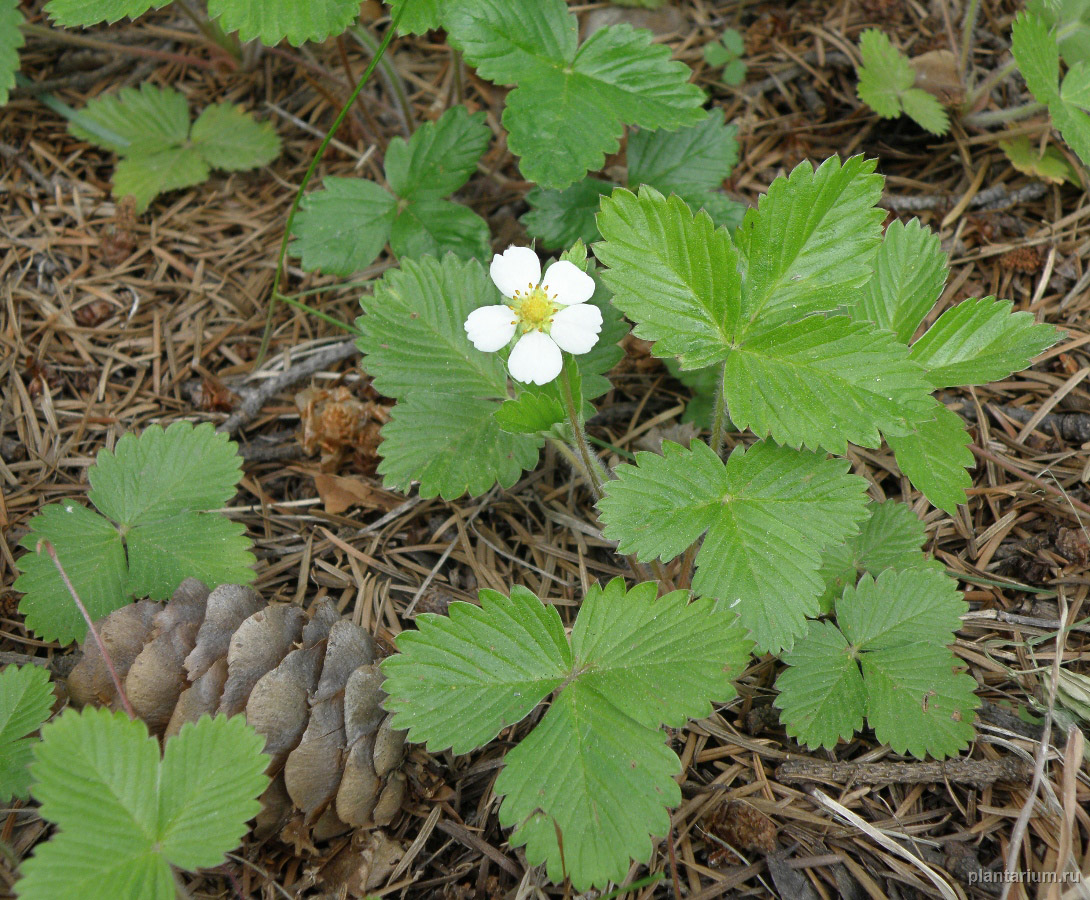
[{"x1": 67, "y1": 579, "x2": 407, "y2": 843}]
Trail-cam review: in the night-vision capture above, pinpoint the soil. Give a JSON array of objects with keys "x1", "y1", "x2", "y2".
[{"x1": 2, "y1": 1, "x2": 1090, "y2": 898}]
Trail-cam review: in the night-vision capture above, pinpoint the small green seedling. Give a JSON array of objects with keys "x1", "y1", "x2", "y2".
[
  {"x1": 703, "y1": 28, "x2": 747, "y2": 85},
  {"x1": 856, "y1": 29, "x2": 949, "y2": 134},
  {"x1": 67, "y1": 84, "x2": 280, "y2": 211}
]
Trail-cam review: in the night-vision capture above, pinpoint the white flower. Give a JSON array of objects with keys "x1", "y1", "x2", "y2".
[{"x1": 464, "y1": 246, "x2": 603, "y2": 385}]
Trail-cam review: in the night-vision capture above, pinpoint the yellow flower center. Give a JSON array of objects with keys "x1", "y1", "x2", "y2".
[{"x1": 512, "y1": 284, "x2": 558, "y2": 333}]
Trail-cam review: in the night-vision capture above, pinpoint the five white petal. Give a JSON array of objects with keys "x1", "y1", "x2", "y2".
[{"x1": 466, "y1": 246, "x2": 603, "y2": 385}]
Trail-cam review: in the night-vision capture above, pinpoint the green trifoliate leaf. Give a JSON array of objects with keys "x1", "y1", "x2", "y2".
[
  {"x1": 124, "y1": 513, "x2": 254, "y2": 600},
  {"x1": 291, "y1": 179, "x2": 398, "y2": 276},
  {"x1": 387, "y1": 0, "x2": 445, "y2": 34},
  {"x1": 887, "y1": 399, "x2": 974, "y2": 514},
  {"x1": 0, "y1": 665, "x2": 53, "y2": 803},
  {"x1": 15, "y1": 503, "x2": 128, "y2": 645},
  {"x1": 523, "y1": 179, "x2": 614, "y2": 249},
  {"x1": 69, "y1": 84, "x2": 189, "y2": 155},
  {"x1": 292, "y1": 107, "x2": 491, "y2": 275},
  {"x1": 909, "y1": 296, "x2": 1060, "y2": 388},
  {"x1": 45, "y1": 0, "x2": 171, "y2": 27},
  {"x1": 777, "y1": 568, "x2": 977, "y2": 757},
  {"x1": 16, "y1": 422, "x2": 252, "y2": 644},
  {"x1": 570, "y1": 580, "x2": 753, "y2": 729},
  {"x1": 382, "y1": 586, "x2": 571, "y2": 754},
  {"x1": 596, "y1": 186, "x2": 742, "y2": 369},
  {"x1": 384, "y1": 577, "x2": 750, "y2": 890},
  {"x1": 774, "y1": 620, "x2": 865, "y2": 750},
  {"x1": 89, "y1": 421, "x2": 244, "y2": 526},
  {"x1": 446, "y1": 0, "x2": 706, "y2": 189},
  {"x1": 389, "y1": 199, "x2": 492, "y2": 262},
  {"x1": 112, "y1": 148, "x2": 209, "y2": 211},
  {"x1": 1000, "y1": 136, "x2": 1078, "y2": 184},
  {"x1": 704, "y1": 29, "x2": 747, "y2": 84},
  {"x1": 189, "y1": 103, "x2": 281, "y2": 170},
  {"x1": 817, "y1": 499, "x2": 942, "y2": 612},
  {"x1": 627, "y1": 112, "x2": 739, "y2": 201},
  {"x1": 1063, "y1": 61, "x2": 1090, "y2": 107},
  {"x1": 356, "y1": 255, "x2": 541, "y2": 498},
  {"x1": 598, "y1": 440, "x2": 869, "y2": 652},
  {"x1": 723, "y1": 315, "x2": 935, "y2": 452},
  {"x1": 1027, "y1": 0, "x2": 1090, "y2": 65},
  {"x1": 68, "y1": 86, "x2": 280, "y2": 211},
  {"x1": 856, "y1": 29, "x2": 949, "y2": 134},
  {"x1": 735, "y1": 155, "x2": 886, "y2": 323},
  {"x1": 385, "y1": 106, "x2": 491, "y2": 201},
  {"x1": 1, "y1": 0, "x2": 25, "y2": 107},
  {"x1": 206, "y1": 0, "x2": 362, "y2": 45},
  {"x1": 847, "y1": 218, "x2": 947, "y2": 344},
  {"x1": 19, "y1": 710, "x2": 268, "y2": 900}
]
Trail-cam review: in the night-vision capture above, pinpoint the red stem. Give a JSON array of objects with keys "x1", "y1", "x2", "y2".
[{"x1": 39, "y1": 539, "x2": 136, "y2": 719}]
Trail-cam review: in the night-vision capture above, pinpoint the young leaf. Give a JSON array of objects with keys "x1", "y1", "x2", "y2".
[
  {"x1": 44, "y1": 0, "x2": 170, "y2": 27},
  {"x1": 189, "y1": 103, "x2": 281, "y2": 171},
  {"x1": 382, "y1": 586, "x2": 572, "y2": 754},
  {"x1": 723, "y1": 315, "x2": 935, "y2": 452},
  {"x1": 887, "y1": 399, "x2": 974, "y2": 514},
  {"x1": 291, "y1": 107, "x2": 492, "y2": 275},
  {"x1": 205, "y1": 0, "x2": 362, "y2": 45},
  {"x1": 385, "y1": 106, "x2": 491, "y2": 201},
  {"x1": 16, "y1": 422, "x2": 253, "y2": 644},
  {"x1": 704, "y1": 29, "x2": 747, "y2": 85},
  {"x1": 523, "y1": 179, "x2": 615, "y2": 249},
  {"x1": 384, "y1": 578, "x2": 751, "y2": 890},
  {"x1": 15, "y1": 503, "x2": 129, "y2": 645},
  {"x1": 909, "y1": 296, "x2": 1060, "y2": 388},
  {"x1": 598, "y1": 440, "x2": 869, "y2": 652},
  {"x1": 446, "y1": 0, "x2": 706, "y2": 188},
  {"x1": 856, "y1": 29, "x2": 949, "y2": 135},
  {"x1": 777, "y1": 568, "x2": 977, "y2": 757},
  {"x1": 68, "y1": 86, "x2": 281, "y2": 211},
  {"x1": 595, "y1": 186, "x2": 742, "y2": 369},
  {"x1": 1, "y1": 0, "x2": 25, "y2": 107},
  {"x1": 817, "y1": 499, "x2": 942, "y2": 612},
  {"x1": 627, "y1": 112, "x2": 739, "y2": 202},
  {"x1": 734, "y1": 156, "x2": 886, "y2": 324},
  {"x1": 0, "y1": 665, "x2": 53, "y2": 803},
  {"x1": 18, "y1": 710, "x2": 268, "y2": 900},
  {"x1": 291, "y1": 179, "x2": 398, "y2": 275},
  {"x1": 846, "y1": 218, "x2": 947, "y2": 344},
  {"x1": 355, "y1": 255, "x2": 541, "y2": 498}
]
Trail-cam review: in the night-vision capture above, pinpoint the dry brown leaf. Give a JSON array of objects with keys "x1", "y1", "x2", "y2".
[
  {"x1": 911, "y1": 49, "x2": 963, "y2": 105},
  {"x1": 313, "y1": 472, "x2": 402, "y2": 515}
]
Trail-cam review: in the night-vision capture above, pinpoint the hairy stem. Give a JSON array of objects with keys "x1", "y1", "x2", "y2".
[
  {"x1": 39, "y1": 539, "x2": 136, "y2": 719},
  {"x1": 962, "y1": 101, "x2": 1046, "y2": 128},
  {"x1": 257, "y1": 7, "x2": 406, "y2": 365},
  {"x1": 174, "y1": 0, "x2": 241, "y2": 62},
  {"x1": 559, "y1": 364, "x2": 607, "y2": 501},
  {"x1": 958, "y1": 0, "x2": 981, "y2": 82}
]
